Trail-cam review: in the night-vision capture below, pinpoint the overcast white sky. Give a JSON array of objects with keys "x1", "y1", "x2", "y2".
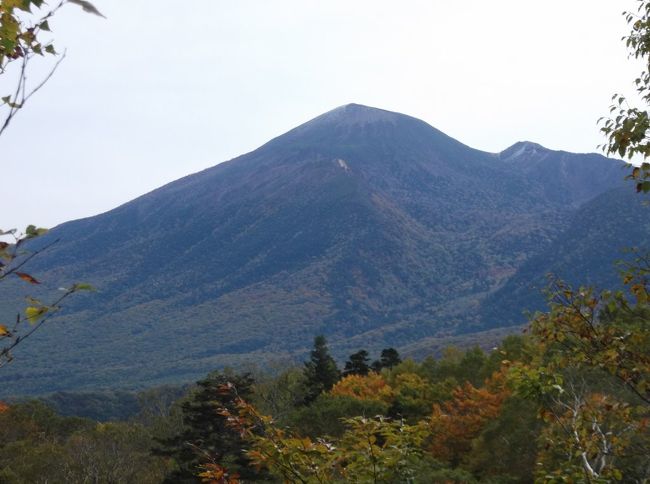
[{"x1": 0, "y1": 0, "x2": 643, "y2": 230}]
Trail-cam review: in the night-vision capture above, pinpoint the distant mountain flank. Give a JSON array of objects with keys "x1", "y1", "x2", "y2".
[{"x1": 1, "y1": 103, "x2": 644, "y2": 396}]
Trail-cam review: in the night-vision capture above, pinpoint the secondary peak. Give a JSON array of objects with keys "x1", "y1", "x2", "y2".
[{"x1": 499, "y1": 141, "x2": 549, "y2": 160}]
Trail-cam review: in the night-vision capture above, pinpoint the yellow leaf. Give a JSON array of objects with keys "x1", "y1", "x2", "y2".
[
  {"x1": 0, "y1": 325, "x2": 8, "y2": 336},
  {"x1": 25, "y1": 306, "x2": 46, "y2": 324}
]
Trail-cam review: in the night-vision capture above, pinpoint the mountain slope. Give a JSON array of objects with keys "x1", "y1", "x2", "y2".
[
  {"x1": 0, "y1": 104, "x2": 636, "y2": 396},
  {"x1": 480, "y1": 186, "x2": 650, "y2": 327}
]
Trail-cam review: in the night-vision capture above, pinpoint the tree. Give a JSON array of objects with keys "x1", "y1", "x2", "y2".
[
  {"x1": 330, "y1": 373, "x2": 394, "y2": 403},
  {"x1": 371, "y1": 347, "x2": 401, "y2": 372},
  {"x1": 427, "y1": 371, "x2": 509, "y2": 467},
  {"x1": 418, "y1": 346, "x2": 491, "y2": 389},
  {"x1": 249, "y1": 367, "x2": 308, "y2": 423},
  {"x1": 62, "y1": 421, "x2": 170, "y2": 484},
  {"x1": 0, "y1": 400, "x2": 168, "y2": 483},
  {"x1": 535, "y1": 386, "x2": 637, "y2": 482},
  {"x1": 388, "y1": 371, "x2": 442, "y2": 422},
  {"x1": 286, "y1": 394, "x2": 390, "y2": 439},
  {"x1": 600, "y1": 0, "x2": 650, "y2": 192},
  {"x1": 464, "y1": 395, "x2": 541, "y2": 482},
  {"x1": 302, "y1": 335, "x2": 340, "y2": 404},
  {"x1": 508, "y1": 259, "x2": 650, "y2": 481},
  {"x1": 530, "y1": 268, "x2": 650, "y2": 407},
  {"x1": 343, "y1": 349, "x2": 371, "y2": 376},
  {"x1": 154, "y1": 371, "x2": 266, "y2": 483},
  {"x1": 216, "y1": 392, "x2": 433, "y2": 484}
]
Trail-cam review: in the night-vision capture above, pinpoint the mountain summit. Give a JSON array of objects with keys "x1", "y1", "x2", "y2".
[
  {"x1": 301, "y1": 103, "x2": 408, "y2": 127},
  {"x1": 1, "y1": 105, "x2": 641, "y2": 396}
]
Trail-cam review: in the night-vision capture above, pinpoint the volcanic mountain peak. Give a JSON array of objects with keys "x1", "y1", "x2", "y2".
[{"x1": 301, "y1": 103, "x2": 412, "y2": 129}]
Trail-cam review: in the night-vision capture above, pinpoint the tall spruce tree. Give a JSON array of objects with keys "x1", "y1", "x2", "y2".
[{"x1": 303, "y1": 335, "x2": 340, "y2": 404}]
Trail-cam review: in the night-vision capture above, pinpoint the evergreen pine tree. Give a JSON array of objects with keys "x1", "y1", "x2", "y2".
[
  {"x1": 343, "y1": 350, "x2": 371, "y2": 376},
  {"x1": 303, "y1": 335, "x2": 340, "y2": 404},
  {"x1": 372, "y1": 348, "x2": 402, "y2": 371}
]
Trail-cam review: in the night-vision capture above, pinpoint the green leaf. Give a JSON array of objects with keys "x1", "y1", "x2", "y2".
[
  {"x1": 15, "y1": 0, "x2": 33, "y2": 13},
  {"x1": 71, "y1": 282, "x2": 95, "y2": 291},
  {"x1": 24, "y1": 224, "x2": 47, "y2": 238}
]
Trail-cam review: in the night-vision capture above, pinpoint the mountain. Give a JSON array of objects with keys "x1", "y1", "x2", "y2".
[
  {"x1": 480, "y1": 186, "x2": 650, "y2": 326},
  {"x1": 1, "y1": 103, "x2": 643, "y2": 396}
]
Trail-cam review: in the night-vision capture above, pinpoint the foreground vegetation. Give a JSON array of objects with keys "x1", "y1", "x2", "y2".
[{"x1": 1, "y1": 255, "x2": 648, "y2": 482}]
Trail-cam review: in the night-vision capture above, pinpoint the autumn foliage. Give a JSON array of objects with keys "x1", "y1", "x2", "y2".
[
  {"x1": 428, "y1": 372, "x2": 509, "y2": 464},
  {"x1": 197, "y1": 463, "x2": 241, "y2": 484},
  {"x1": 329, "y1": 372, "x2": 393, "y2": 403},
  {"x1": 216, "y1": 387, "x2": 430, "y2": 483},
  {"x1": 535, "y1": 392, "x2": 639, "y2": 482}
]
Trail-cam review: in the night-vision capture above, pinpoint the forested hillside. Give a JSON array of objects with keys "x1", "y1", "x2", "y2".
[{"x1": 2, "y1": 296, "x2": 649, "y2": 483}]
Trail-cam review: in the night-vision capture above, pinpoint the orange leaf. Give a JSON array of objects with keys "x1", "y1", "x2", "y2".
[{"x1": 15, "y1": 272, "x2": 39, "y2": 284}]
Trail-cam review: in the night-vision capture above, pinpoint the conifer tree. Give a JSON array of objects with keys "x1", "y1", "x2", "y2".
[
  {"x1": 154, "y1": 371, "x2": 265, "y2": 483},
  {"x1": 303, "y1": 335, "x2": 340, "y2": 404},
  {"x1": 372, "y1": 348, "x2": 402, "y2": 371},
  {"x1": 343, "y1": 349, "x2": 371, "y2": 376}
]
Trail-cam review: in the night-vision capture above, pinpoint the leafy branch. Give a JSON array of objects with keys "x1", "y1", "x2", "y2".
[
  {"x1": 598, "y1": 1, "x2": 650, "y2": 192},
  {"x1": 0, "y1": 0, "x2": 104, "y2": 139},
  {"x1": 0, "y1": 226, "x2": 94, "y2": 368}
]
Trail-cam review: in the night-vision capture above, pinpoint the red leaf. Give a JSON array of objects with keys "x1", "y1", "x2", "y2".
[{"x1": 15, "y1": 272, "x2": 40, "y2": 284}]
